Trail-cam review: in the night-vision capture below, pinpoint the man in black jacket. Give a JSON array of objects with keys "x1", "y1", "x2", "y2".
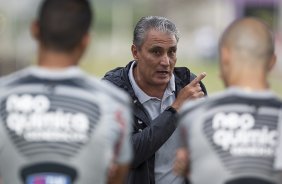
[{"x1": 103, "y1": 16, "x2": 207, "y2": 184}]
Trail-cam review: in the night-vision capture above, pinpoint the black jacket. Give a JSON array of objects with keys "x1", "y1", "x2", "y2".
[{"x1": 103, "y1": 61, "x2": 207, "y2": 184}]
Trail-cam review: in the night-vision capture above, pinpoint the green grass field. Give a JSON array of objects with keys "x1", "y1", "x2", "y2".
[
  {"x1": 80, "y1": 59, "x2": 282, "y2": 97},
  {"x1": 182, "y1": 62, "x2": 282, "y2": 97}
]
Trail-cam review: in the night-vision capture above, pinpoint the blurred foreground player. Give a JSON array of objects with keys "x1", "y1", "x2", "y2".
[
  {"x1": 174, "y1": 17, "x2": 282, "y2": 184},
  {"x1": 0, "y1": 0, "x2": 132, "y2": 184}
]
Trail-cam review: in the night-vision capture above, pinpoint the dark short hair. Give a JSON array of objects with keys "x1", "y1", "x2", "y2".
[
  {"x1": 37, "y1": 0, "x2": 93, "y2": 52},
  {"x1": 133, "y1": 16, "x2": 179, "y2": 49}
]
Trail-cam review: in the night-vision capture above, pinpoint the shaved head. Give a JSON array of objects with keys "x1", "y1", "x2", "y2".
[
  {"x1": 219, "y1": 17, "x2": 276, "y2": 89},
  {"x1": 220, "y1": 17, "x2": 274, "y2": 62}
]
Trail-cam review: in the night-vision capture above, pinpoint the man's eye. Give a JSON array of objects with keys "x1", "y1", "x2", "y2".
[
  {"x1": 152, "y1": 50, "x2": 161, "y2": 56},
  {"x1": 168, "y1": 50, "x2": 176, "y2": 57},
  {"x1": 154, "y1": 51, "x2": 161, "y2": 55}
]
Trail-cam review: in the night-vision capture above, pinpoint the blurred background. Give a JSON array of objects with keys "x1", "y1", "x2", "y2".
[{"x1": 0, "y1": 0, "x2": 281, "y2": 95}]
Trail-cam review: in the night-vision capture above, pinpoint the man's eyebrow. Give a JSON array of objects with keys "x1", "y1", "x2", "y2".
[
  {"x1": 150, "y1": 45, "x2": 163, "y2": 49},
  {"x1": 149, "y1": 46, "x2": 163, "y2": 51},
  {"x1": 168, "y1": 46, "x2": 177, "y2": 52}
]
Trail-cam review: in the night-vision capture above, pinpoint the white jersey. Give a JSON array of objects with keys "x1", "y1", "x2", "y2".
[
  {"x1": 178, "y1": 87, "x2": 282, "y2": 184},
  {"x1": 0, "y1": 66, "x2": 132, "y2": 184}
]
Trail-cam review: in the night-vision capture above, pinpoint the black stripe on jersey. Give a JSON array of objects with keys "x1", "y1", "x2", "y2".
[
  {"x1": 206, "y1": 95, "x2": 282, "y2": 110},
  {"x1": 226, "y1": 177, "x2": 274, "y2": 184},
  {"x1": 256, "y1": 117, "x2": 278, "y2": 129},
  {"x1": 17, "y1": 142, "x2": 81, "y2": 156},
  {"x1": 23, "y1": 148, "x2": 78, "y2": 157},
  {"x1": 6, "y1": 75, "x2": 89, "y2": 90},
  {"x1": 21, "y1": 162, "x2": 77, "y2": 183},
  {"x1": 228, "y1": 158, "x2": 274, "y2": 176}
]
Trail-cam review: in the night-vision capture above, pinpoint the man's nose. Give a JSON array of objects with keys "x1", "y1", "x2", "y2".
[{"x1": 160, "y1": 54, "x2": 170, "y2": 66}]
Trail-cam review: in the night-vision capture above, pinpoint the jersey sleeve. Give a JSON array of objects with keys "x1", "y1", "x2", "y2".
[
  {"x1": 177, "y1": 97, "x2": 207, "y2": 151},
  {"x1": 113, "y1": 103, "x2": 133, "y2": 164},
  {"x1": 178, "y1": 101, "x2": 199, "y2": 149},
  {"x1": 0, "y1": 120, "x2": 5, "y2": 177},
  {"x1": 274, "y1": 108, "x2": 282, "y2": 170},
  {"x1": 177, "y1": 113, "x2": 192, "y2": 151},
  {"x1": 0, "y1": 118, "x2": 5, "y2": 153}
]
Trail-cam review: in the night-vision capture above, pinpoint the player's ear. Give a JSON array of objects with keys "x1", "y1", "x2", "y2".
[
  {"x1": 31, "y1": 21, "x2": 40, "y2": 41},
  {"x1": 219, "y1": 46, "x2": 230, "y2": 82},
  {"x1": 81, "y1": 32, "x2": 91, "y2": 49},
  {"x1": 220, "y1": 47, "x2": 230, "y2": 66},
  {"x1": 267, "y1": 54, "x2": 276, "y2": 72},
  {"x1": 131, "y1": 44, "x2": 139, "y2": 61}
]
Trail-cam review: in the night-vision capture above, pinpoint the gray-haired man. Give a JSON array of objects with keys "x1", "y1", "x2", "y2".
[{"x1": 103, "y1": 16, "x2": 207, "y2": 184}]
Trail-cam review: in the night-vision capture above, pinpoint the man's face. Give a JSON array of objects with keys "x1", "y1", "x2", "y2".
[{"x1": 132, "y1": 29, "x2": 177, "y2": 89}]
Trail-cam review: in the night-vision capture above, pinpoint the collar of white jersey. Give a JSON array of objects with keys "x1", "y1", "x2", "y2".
[
  {"x1": 227, "y1": 86, "x2": 277, "y2": 97},
  {"x1": 27, "y1": 66, "x2": 85, "y2": 79}
]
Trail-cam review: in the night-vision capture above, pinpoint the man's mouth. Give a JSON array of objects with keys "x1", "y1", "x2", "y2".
[{"x1": 157, "y1": 71, "x2": 169, "y2": 75}]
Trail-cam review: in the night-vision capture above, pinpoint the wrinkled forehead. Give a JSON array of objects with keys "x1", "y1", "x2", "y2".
[
  {"x1": 142, "y1": 29, "x2": 178, "y2": 48},
  {"x1": 146, "y1": 28, "x2": 178, "y2": 40}
]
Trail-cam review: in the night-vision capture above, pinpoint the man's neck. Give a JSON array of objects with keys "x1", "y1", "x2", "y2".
[
  {"x1": 37, "y1": 48, "x2": 79, "y2": 69},
  {"x1": 229, "y1": 75, "x2": 269, "y2": 91},
  {"x1": 142, "y1": 86, "x2": 166, "y2": 99}
]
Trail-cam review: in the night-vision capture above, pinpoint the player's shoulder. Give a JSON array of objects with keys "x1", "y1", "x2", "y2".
[
  {"x1": 84, "y1": 75, "x2": 131, "y2": 106},
  {"x1": 179, "y1": 90, "x2": 228, "y2": 118},
  {"x1": 179, "y1": 97, "x2": 205, "y2": 115},
  {"x1": 0, "y1": 68, "x2": 31, "y2": 87}
]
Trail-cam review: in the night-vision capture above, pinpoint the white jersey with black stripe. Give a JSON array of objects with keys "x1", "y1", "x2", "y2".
[
  {"x1": 178, "y1": 87, "x2": 282, "y2": 184},
  {"x1": 0, "y1": 66, "x2": 132, "y2": 184}
]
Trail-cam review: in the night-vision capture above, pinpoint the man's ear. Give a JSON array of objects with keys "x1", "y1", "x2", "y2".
[
  {"x1": 220, "y1": 47, "x2": 230, "y2": 66},
  {"x1": 131, "y1": 44, "x2": 139, "y2": 60},
  {"x1": 81, "y1": 32, "x2": 91, "y2": 50},
  {"x1": 219, "y1": 46, "x2": 230, "y2": 80},
  {"x1": 31, "y1": 21, "x2": 40, "y2": 40},
  {"x1": 267, "y1": 54, "x2": 276, "y2": 72}
]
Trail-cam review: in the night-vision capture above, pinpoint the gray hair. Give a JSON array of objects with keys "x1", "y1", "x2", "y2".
[{"x1": 133, "y1": 16, "x2": 179, "y2": 49}]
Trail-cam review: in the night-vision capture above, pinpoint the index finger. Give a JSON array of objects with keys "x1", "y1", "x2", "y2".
[{"x1": 191, "y1": 72, "x2": 206, "y2": 85}]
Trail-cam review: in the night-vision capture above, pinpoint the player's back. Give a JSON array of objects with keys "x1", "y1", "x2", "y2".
[
  {"x1": 179, "y1": 87, "x2": 282, "y2": 184},
  {"x1": 0, "y1": 66, "x2": 132, "y2": 184}
]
